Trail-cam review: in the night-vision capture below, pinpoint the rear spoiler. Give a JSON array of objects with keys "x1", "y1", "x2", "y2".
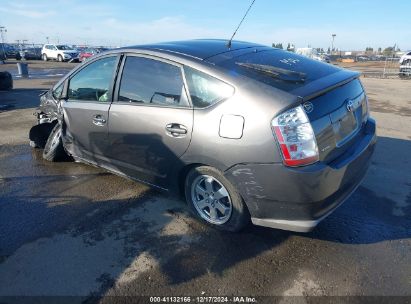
[{"x1": 291, "y1": 70, "x2": 361, "y2": 102}]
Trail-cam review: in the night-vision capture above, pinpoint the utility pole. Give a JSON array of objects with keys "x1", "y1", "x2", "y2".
[
  {"x1": 46, "y1": 36, "x2": 49, "y2": 44},
  {"x1": 331, "y1": 34, "x2": 336, "y2": 55}
]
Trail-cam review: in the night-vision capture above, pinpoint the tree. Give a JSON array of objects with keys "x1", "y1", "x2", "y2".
[
  {"x1": 327, "y1": 47, "x2": 331, "y2": 54},
  {"x1": 383, "y1": 47, "x2": 395, "y2": 57},
  {"x1": 378, "y1": 47, "x2": 382, "y2": 54}
]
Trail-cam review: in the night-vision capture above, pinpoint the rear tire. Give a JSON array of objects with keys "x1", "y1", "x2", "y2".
[
  {"x1": 185, "y1": 166, "x2": 250, "y2": 232},
  {"x1": 42, "y1": 123, "x2": 67, "y2": 162}
]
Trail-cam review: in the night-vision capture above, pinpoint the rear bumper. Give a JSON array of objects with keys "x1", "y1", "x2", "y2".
[{"x1": 225, "y1": 118, "x2": 377, "y2": 232}]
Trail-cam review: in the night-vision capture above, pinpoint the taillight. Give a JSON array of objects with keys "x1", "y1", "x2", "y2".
[{"x1": 272, "y1": 105, "x2": 319, "y2": 167}]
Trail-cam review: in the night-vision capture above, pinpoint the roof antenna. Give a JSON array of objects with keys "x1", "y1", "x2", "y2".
[{"x1": 226, "y1": 0, "x2": 257, "y2": 49}]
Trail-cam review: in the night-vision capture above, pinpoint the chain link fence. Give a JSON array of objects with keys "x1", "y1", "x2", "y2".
[{"x1": 383, "y1": 58, "x2": 400, "y2": 78}]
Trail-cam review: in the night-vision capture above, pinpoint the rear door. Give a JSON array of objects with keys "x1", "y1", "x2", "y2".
[
  {"x1": 62, "y1": 55, "x2": 120, "y2": 163},
  {"x1": 107, "y1": 55, "x2": 193, "y2": 188}
]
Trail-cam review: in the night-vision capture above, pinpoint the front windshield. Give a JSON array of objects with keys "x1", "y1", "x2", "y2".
[{"x1": 56, "y1": 45, "x2": 73, "y2": 50}]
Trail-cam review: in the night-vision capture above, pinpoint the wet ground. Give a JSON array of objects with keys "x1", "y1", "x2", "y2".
[
  {"x1": 0, "y1": 59, "x2": 75, "y2": 80},
  {"x1": 0, "y1": 62, "x2": 410, "y2": 302}
]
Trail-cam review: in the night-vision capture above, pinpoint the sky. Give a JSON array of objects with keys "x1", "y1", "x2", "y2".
[{"x1": 0, "y1": 0, "x2": 409, "y2": 51}]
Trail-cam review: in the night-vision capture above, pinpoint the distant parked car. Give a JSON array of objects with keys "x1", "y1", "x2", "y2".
[
  {"x1": 399, "y1": 52, "x2": 411, "y2": 78},
  {"x1": 321, "y1": 54, "x2": 331, "y2": 63},
  {"x1": 357, "y1": 56, "x2": 370, "y2": 62},
  {"x1": 41, "y1": 44, "x2": 79, "y2": 62},
  {"x1": 399, "y1": 51, "x2": 411, "y2": 65},
  {"x1": 79, "y1": 48, "x2": 108, "y2": 62},
  {"x1": 0, "y1": 43, "x2": 21, "y2": 60},
  {"x1": 20, "y1": 48, "x2": 42, "y2": 60},
  {"x1": 0, "y1": 47, "x2": 5, "y2": 61}
]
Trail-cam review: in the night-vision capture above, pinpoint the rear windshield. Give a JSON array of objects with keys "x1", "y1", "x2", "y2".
[{"x1": 216, "y1": 49, "x2": 341, "y2": 92}]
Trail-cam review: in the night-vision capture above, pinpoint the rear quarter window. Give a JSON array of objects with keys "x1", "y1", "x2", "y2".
[{"x1": 184, "y1": 67, "x2": 234, "y2": 108}]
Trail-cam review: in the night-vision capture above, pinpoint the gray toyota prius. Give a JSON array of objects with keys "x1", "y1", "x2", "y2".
[{"x1": 30, "y1": 39, "x2": 377, "y2": 232}]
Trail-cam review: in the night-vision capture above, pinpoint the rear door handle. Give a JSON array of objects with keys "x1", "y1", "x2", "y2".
[
  {"x1": 92, "y1": 114, "x2": 106, "y2": 126},
  {"x1": 166, "y1": 123, "x2": 187, "y2": 136}
]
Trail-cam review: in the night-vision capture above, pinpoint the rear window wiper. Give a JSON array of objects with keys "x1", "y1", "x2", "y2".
[{"x1": 236, "y1": 62, "x2": 306, "y2": 83}]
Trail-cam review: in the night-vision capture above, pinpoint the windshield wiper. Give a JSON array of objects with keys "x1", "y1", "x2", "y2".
[{"x1": 236, "y1": 62, "x2": 306, "y2": 83}]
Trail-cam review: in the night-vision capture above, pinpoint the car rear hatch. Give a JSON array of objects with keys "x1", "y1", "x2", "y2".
[
  {"x1": 294, "y1": 76, "x2": 368, "y2": 164},
  {"x1": 210, "y1": 48, "x2": 368, "y2": 165}
]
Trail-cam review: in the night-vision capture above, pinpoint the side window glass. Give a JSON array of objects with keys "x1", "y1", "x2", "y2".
[
  {"x1": 118, "y1": 56, "x2": 188, "y2": 107},
  {"x1": 52, "y1": 83, "x2": 63, "y2": 99},
  {"x1": 184, "y1": 67, "x2": 234, "y2": 108},
  {"x1": 68, "y1": 56, "x2": 117, "y2": 102}
]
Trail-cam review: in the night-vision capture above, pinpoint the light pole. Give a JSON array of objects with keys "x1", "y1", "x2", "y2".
[
  {"x1": 46, "y1": 36, "x2": 49, "y2": 44},
  {"x1": 331, "y1": 34, "x2": 336, "y2": 55}
]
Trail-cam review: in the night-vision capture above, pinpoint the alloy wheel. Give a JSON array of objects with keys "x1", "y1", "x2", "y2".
[{"x1": 191, "y1": 175, "x2": 233, "y2": 225}]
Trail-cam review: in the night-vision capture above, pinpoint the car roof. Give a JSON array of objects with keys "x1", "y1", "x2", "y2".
[{"x1": 124, "y1": 39, "x2": 266, "y2": 60}]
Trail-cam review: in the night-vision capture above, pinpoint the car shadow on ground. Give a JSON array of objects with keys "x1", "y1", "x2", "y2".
[
  {"x1": 306, "y1": 136, "x2": 411, "y2": 244},
  {"x1": 0, "y1": 136, "x2": 410, "y2": 299}
]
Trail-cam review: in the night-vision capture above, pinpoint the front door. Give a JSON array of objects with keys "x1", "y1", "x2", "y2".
[
  {"x1": 107, "y1": 55, "x2": 193, "y2": 188},
  {"x1": 62, "y1": 55, "x2": 119, "y2": 163}
]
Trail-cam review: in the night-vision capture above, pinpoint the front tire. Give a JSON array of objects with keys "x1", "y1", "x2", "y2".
[
  {"x1": 42, "y1": 54, "x2": 48, "y2": 61},
  {"x1": 57, "y1": 54, "x2": 63, "y2": 62},
  {"x1": 29, "y1": 122, "x2": 56, "y2": 149},
  {"x1": 185, "y1": 166, "x2": 250, "y2": 232},
  {"x1": 43, "y1": 123, "x2": 67, "y2": 162}
]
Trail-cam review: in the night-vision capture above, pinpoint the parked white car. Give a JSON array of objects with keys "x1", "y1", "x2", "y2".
[
  {"x1": 399, "y1": 51, "x2": 411, "y2": 64},
  {"x1": 41, "y1": 44, "x2": 78, "y2": 62}
]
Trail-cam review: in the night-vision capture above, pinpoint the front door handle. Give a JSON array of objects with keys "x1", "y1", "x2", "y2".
[
  {"x1": 92, "y1": 114, "x2": 106, "y2": 126},
  {"x1": 166, "y1": 123, "x2": 187, "y2": 136}
]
